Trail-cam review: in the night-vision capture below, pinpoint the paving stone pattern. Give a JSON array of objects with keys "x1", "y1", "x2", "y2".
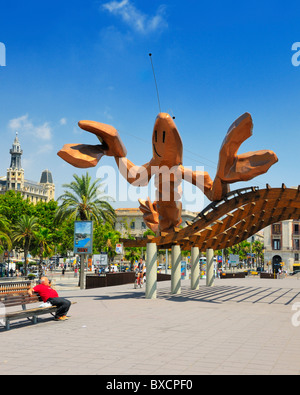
[{"x1": 1, "y1": 276, "x2": 300, "y2": 375}]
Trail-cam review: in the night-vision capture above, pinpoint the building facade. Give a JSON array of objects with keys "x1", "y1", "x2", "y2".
[
  {"x1": 0, "y1": 133, "x2": 55, "y2": 203},
  {"x1": 264, "y1": 219, "x2": 300, "y2": 273},
  {"x1": 115, "y1": 207, "x2": 197, "y2": 238}
]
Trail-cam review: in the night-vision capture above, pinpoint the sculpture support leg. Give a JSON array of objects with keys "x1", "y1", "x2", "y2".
[
  {"x1": 191, "y1": 246, "x2": 200, "y2": 290},
  {"x1": 146, "y1": 243, "x2": 157, "y2": 299},
  {"x1": 171, "y1": 245, "x2": 181, "y2": 294},
  {"x1": 206, "y1": 248, "x2": 214, "y2": 287}
]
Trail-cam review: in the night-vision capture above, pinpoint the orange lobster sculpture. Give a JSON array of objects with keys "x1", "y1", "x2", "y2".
[{"x1": 58, "y1": 112, "x2": 278, "y2": 235}]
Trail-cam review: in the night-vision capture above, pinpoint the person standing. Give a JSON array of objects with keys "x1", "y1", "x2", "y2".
[{"x1": 138, "y1": 258, "x2": 145, "y2": 286}]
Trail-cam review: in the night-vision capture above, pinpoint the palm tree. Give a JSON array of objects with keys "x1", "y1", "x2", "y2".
[
  {"x1": 56, "y1": 172, "x2": 116, "y2": 225},
  {"x1": 252, "y1": 240, "x2": 264, "y2": 267},
  {"x1": 12, "y1": 215, "x2": 39, "y2": 276},
  {"x1": 124, "y1": 247, "x2": 141, "y2": 271},
  {"x1": 0, "y1": 214, "x2": 12, "y2": 255},
  {"x1": 103, "y1": 230, "x2": 120, "y2": 272},
  {"x1": 31, "y1": 227, "x2": 55, "y2": 279},
  {"x1": 56, "y1": 172, "x2": 116, "y2": 287},
  {"x1": 233, "y1": 240, "x2": 250, "y2": 264}
]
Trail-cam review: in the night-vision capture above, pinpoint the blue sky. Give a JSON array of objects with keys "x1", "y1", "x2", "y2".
[{"x1": 1, "y1": 0, "x2": 300, "y2": 211}]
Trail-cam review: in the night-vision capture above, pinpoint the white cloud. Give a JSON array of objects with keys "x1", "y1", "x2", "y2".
[
  {"x1": 37, "y1": 143, "x2": 54, "y2": 155},
  {"x1": 72, "y1": 126, "x2": 84, "y2": 135},
  {"x1": 59, "y1": 117, "x2": 67, "y2": 125},
  {"x1": 102, "y1": 0, "x2": 168, "y2": 34},
  {"x1": 8, "y1": 114, "x2": 52, "y2": 141},
  {"x1": 8, "y1": 114, "x2": 31, "y2": 132},
  {"x1": 34, "y1": 122, "x2": 52, "y2": 140},
  {"x1": 104, "y1": 106, "x2": 114, "y2": 121}
]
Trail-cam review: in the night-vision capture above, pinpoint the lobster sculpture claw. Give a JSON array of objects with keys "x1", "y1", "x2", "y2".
[
  {"x1": 58, "y1": 112, "x2": 278, "y2": 234},
  {"x1": 205, "y1": 112, "x2": 278, "y2": 201}
]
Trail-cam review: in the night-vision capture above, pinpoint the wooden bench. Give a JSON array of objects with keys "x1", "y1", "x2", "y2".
[
  {"x1": 0, "y1": 281, "x2": 69, "y2": 330},
  {"x1": 220, "y1": 272, "x2": 245, "y2": 278}
]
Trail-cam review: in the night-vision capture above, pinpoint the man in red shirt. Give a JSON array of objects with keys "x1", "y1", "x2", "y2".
[{"x1": 28, "y1": 277, "x2": 71, "y2": 321}]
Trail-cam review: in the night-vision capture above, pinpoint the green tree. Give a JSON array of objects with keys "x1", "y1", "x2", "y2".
[
  {"x1": 12, "y1": 215, "x2": 39, "y2": 276},
  {"x1": 93, "y1": 222, "x2": 115, "y2": 252},
  {"x1": 0, "y1": 190, "x2": 33, "y2": 225},
  {"x1": 0, "y1": 214, "x2": 12, "y2": 256},
  {"x1": 56, "y1": 172, "x2": 116, "y2": 225},
  {"x1": 231, "y1": 240, "x2": 250, "y2": 262},
  {"x1": 124, "y1": 247, "x2": 141, "y2": 271},
  {"x1": 252, "y1": 240, "x2": 264, "y2": 266},
  {"x1": 103, "y1": 230, "x2": 120, "y2": 271},
  {"x1": 217, "y1": 240, "x2": 250, "y2": 268},
  {"x1": 54, "y1": 217, "x2": 75, "y2": 256},
  {"x1": 31, "y1": 227, "x2": 55, "y2": 279},
  {"x1": 143, "y1": 229, "x2": 156, "y2": 237},
  {"x1": 32, "y1": 200, "x2": 58, "y2": 232}
]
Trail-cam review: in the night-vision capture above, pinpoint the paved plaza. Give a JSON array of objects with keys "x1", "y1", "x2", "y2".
[{"x1": 1, "y1": 275, "x2": 300, "y2": 376}]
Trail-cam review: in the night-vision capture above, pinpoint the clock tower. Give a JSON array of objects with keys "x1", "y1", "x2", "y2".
[{"x1": 6, "y1": 132, "x2": 24, "y2": 191}]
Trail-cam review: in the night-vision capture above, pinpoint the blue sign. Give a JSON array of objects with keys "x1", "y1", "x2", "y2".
[{"x1": 74, "y1": 221, "x2": 93, "y2": 254}]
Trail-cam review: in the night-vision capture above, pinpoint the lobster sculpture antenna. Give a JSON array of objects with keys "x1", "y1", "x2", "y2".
[{"x1": 58, "y1": 112, "x2": 278, "y2": 235}]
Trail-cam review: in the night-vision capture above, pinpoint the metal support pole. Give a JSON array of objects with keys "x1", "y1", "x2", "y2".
[
  {"x1": 79, "y1": 254, "x2": 85, "y2": 290},
  {"x1": 206, "y1": 248, "x2": 214, "y2": 287},
  {"x1": 165, "y1": 249, "x2": 168, "y2": 274},
  {"x1": 171, "y1": 245, "x2": 181, "y2": 294},
  {"x1": 145, "y1": 243, "x2": 157, "y2": 299},
  {"x1": 191, "y1": 246, "x2": 200, "y2": 290}
]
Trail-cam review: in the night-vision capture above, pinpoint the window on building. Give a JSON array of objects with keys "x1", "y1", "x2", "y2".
[
  {"x1": 294, "y1": 223, "x2": 300, "y2": 235},
  {"x1": 272, "y1": 239, "x2": 281, "y2": 250},
  {"x1": 141, "y1": 222, "x2": 146, "y2": 229},
  {"x1": 294, "y1": 239, "x2": 300, "y2": 250},
  {"x1": 272, "y1": 223, "x2": 281, "y2": 234},
  {"x1": 295, "y1": 253, "x2": 299, "y2": 262},
  {"x1": 130, "y1": 221, "x2": 135, "y2": 230}
]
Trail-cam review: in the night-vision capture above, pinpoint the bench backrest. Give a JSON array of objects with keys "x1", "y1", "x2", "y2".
[
  {"x1": 0, "y1": 281, "x2": 32, "y2": 295},
  {"x1": 0, "y1": 292, "x2": 41, "y2": 308},
  {"x1": 0, "y1": 282, "x2": 41, "y2": 308}
]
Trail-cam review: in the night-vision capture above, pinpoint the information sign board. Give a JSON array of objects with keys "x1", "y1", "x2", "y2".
[{"x1": 74, "y1": 221, "x2": 93, "y2": 254}]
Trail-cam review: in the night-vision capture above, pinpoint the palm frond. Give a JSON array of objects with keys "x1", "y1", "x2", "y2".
[{"x1": 56, "y1": 172, "x2": 116, "y2": 224}]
